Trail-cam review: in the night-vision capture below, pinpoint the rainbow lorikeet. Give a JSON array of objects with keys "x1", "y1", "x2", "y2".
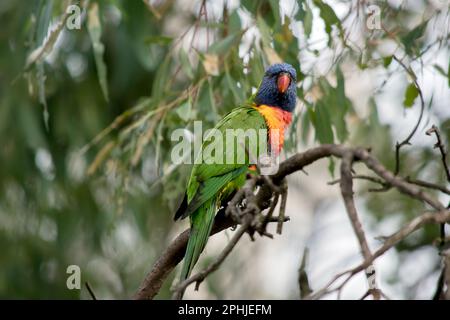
[{"x1": 174, "y1": 63, "x2": 297, "y2": 287}]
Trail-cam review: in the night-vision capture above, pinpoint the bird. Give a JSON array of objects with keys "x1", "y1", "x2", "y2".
[{"x1": 174, "y1": 63, "x2": 297, "y2": 293}]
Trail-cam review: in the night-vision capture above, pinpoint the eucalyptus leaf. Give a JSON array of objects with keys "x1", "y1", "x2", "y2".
[
  {"x1": 145, "y1": 35, "x2": 173, "y2": 46},
  {"x1": 176, "y1": 100, "x2": 191, "y2": 122},
  {"x1": 401, "y1": 20, "x2": 428, "y2": 55},
  {"x1": 383, "y1": 56, "x2": 393, "y2": 68},
  {"x1": 312, "y1": 101, "x2": 334, "y2": 144},
  {"x1": 303, "y1": 3, "x2": 313, "y2": 37},
  {"x1": 313, "y1": 0, "x2": 341, "y2": 40},
  {"x1": 152, "y1": 56, "x2": 171, "y2": 102},
  {"x1": 208, "y1": 33, "x2": 242, "y2": 55},
  {"x1": 403, "y1": 83, "x2": 419, "y2": 108},
  {"x1": 88, "y1": 3, "x2": 109, "y2": 102},
  {"x1": 179, "y1": 49, "x2": 193, "y2": 79}
]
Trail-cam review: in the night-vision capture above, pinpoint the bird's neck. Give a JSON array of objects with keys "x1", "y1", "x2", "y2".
[{"x1": 254, "y1": 104, "x2": 292, "y2": 154}]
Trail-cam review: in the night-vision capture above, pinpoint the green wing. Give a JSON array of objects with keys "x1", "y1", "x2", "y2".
[
  {"x1": 178, "y1": 105, "x2": 267, "y2": 219},
  {"x1": 176, "y1": 105, "x2": 267, "y2": 286}
]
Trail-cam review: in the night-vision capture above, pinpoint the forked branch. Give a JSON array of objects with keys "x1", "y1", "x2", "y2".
[{"x1": 134, "y1": 144, "x2": 448, "y2": 300}]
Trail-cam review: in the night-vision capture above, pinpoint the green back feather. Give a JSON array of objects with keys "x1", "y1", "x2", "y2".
[{"x1": 178, "y1": 105, "x2": 268, "y2": 293}]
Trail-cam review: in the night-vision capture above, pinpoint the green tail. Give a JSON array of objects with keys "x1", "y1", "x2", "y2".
[{"x1": 179, "y1": 197, "x2": 217, "y2": 285}]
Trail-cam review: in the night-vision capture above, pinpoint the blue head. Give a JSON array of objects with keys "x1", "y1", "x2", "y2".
[{"x1": 254, "y1": 63, "x2": 297, "y2": 112}]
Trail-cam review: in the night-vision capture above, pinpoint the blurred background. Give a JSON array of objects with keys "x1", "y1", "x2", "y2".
[{"x1": 0, "y1": 0, "x2": 449, "y2": 299}]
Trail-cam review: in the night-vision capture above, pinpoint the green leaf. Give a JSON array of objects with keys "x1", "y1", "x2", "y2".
[
  {"x1": 303, "y1": 3, "x2": 313, "y2": 37},
  {"x1": 225, "y1": 70, "x2": 244, "y2": 103},
  {"x1": 285, "y1": 110, "x2": 300, "y2": 152},
  {"x1": 229, "y1": 10, "x2": 241, "y2": 33},
  {"x1": 297, "y1": 70, "x2": 306, "y2": 82},
  {"x1": 433, "y1": 64, "x2": 446, "y2": 77},
  {"x1": 249, "y1": 51, "x2": 265, "y2": 87},
  {"x1": 208, "y1": 33, "x2": 242, "y2": 55},
  {"x1": 312, "y1": 101, "x2": 334, "y2": 144},
  {"x1": 268, "y1": 0, "x2": 280, "y2": 26},
  {"x1": 144, "y1": 35, "x2": 173, "y2": 46},
  {"x1": 433, "y1": 63, "x2": 449, "y2": 88},
  {"x1": 37, "y1": 62, "x2": 49, "y2": 130},
  {"x1": 195, "y1": 80, "x2": 217, "y2": 122},
  {"x1": 403, "y1": 83, "x2": 419, "y2": 108},
  {"x1": 256, "y1": 16, "x2": 272, "y2": 47},
  {"x1": 368, "y1": 97, "x2": 380, "y2": 127},
  {"x1": 207, "y1": 79, "x2": 219, "y2": 120},
  {"x1": 179, "y1": 49, "x2": 193, "y2": 79},
  {"x1": 88, "y1": 3, "x2": 109, "y2": 102},
  {"x1": 295, "y1": 1, "x2": 305, "y2": 21},
  {"x1": 313, "y1": 0, "x2": 341, "y2": 39},
  {"x1": 240, "y1": 0, "x2": 258, "y2": 12},
  {"x1": 401, "y1": 20, "x2": 428, "y2": 55},
  {"x1": 26, "y1": 0, "x2": 68, "y2": 69},
  {"x1": 332, "y1": 66, "x2": 349, "y2": 142},
  {"x1": 301, "y1": 105, "x2": 311, "y2": 144},
  {"x1": 176, "y1": 99, "x2": 195, "y2": 122},
  {"x1": 383, "y1": 56, "x2": 393, "y2": 68},
  {"x1": 151, "y1": 56, "x2": 171, "y2": 102},
  {"x1": 313, "y1": 70, "x2": 352, "y2": 144},
  {"x1": 328, "y1": 157, "x2": 335, "y2": 178},
  {"x1": 36, "y1": 0, "x2": 53, "y2": 44}
]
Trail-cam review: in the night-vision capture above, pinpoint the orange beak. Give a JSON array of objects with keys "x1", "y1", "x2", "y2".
[{"x1": 277, "y1": 73, "x2": 290, "y2": 93}]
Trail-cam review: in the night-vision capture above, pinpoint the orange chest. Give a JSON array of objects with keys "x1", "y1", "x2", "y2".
[{"x1": 254, "y1": 104, "x2": 292, "y2": 154}]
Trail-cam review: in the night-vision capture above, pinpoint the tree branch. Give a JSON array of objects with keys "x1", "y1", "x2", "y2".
[
  {"x1": 132, "y1": 213, "x2": 235, "y2": 300},
  {"x1": 443, "y1": 248, "x2": 450, "y2": 300},
  {"x1": 340, "y1": 151, "x2": 381, "y2": 299},
  {"x1": 426, "y1": 124, "x2": 450, "y2": 183},
  {"x1": 307, "y1": 209, "x2": 450, "y2": 299},
  {"x1": 133, "y1": 144, "x2": 446, "y2": 299},
  {"x1": 405, "y1": 177, "x2": 450, "y2": 196}
]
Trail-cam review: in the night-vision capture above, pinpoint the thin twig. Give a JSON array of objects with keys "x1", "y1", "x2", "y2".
[
  {"x1": 85, "y1": 282, "x2": 97, "y2": 300},
  {"x1": 277, "y1": 180, "x2": 288, "y2": 234},
  {"x1": 406, "y1": 177, "x2": 450, "y2": 195},
  {"x1": 433, "y1": 268, "x2": 446, "y2": 300},
  {"x1": 443, "y1": 249, "x2": 450, "y2": 300},
  {"x1": 392, "y1": 55, "x2": 425, "y2": 175},
  {"x1": 426, "y1": 124, "x2": 450, "y2": 245},
  {"x1": 307, "y1": 209, "x2": 450, "y2": 299},
  {"x1": 172, "y1": 216, "x2": 252, "y2": 299},
  {"x1": 261, "y1": 193, "x2": 279, "y2": 231},
  {"x1": 298, "y1": 248, "x2": 312, "y2": 299},
  {"x1": 328, "y1": 174, "x2": 386, "y2": 187},
  {"x1": 134, "y1": 145, "x2": 447, "y2": 299}
]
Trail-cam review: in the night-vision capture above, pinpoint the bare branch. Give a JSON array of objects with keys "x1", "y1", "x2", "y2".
[
  {"x1": 426, "y1": 124, "x2": 450, "y2": 183},
  {"x1": 277, "y1": 180, "x2": 288, "y2": 234},
  {"x1": 298, "y1": 248, "x2": 312, "y2": 299},
  {"x1": 307, "y1": 209, "x2": 450, "y2": 299},
  {"x1": 328, "y1": 174, "x2": 386, "y2": 187},
  {"x1": 85, "y1": 282, "x2": 97, "y2": 300},
  {"x1": 133, "y1": 214, "x2": 235, "y2": 300},
  {"x1": 340, "y1": 152, "x2": 380, "y2": 299},
  {"x1": 406, "y1": 177, "x2": 450, "y2": 196},
  {"x1": 354, "y1": 149, "x2": 445, "y2": 211},
  {"x1": 134, "y1": 144, "x2": 446, "y2": 299},
  {"x1": 426, "y1": 124, "x2": 449, "y2": 245},
  {"x1": 443, "y1": 249, "x2": 450, "y2": 300}
]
